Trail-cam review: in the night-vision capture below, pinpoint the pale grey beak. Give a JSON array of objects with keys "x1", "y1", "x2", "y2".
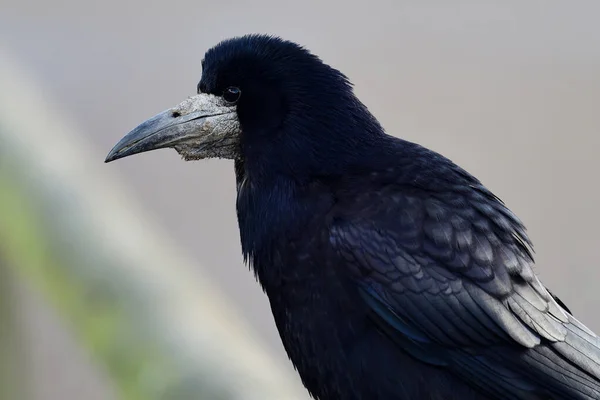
[{"x1": 105, "y1": 93, "x2": 240, "y2": 163}]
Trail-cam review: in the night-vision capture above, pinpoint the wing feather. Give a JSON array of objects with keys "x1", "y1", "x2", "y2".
[{"x1": 329, "y1": 185, "x2": 600, "y2": 399}]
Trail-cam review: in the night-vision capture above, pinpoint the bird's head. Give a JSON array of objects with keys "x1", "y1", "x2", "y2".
[{"x1": 106, "y1": 34, "x2": 385, "y2": 178}]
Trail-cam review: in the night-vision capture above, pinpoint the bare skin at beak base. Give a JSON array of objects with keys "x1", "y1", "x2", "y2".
[{"x1": 105, "y1": 93, "x2": 240, "y2": 163}]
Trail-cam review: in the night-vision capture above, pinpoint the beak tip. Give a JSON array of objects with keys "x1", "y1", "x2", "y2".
[{"x1": 104, "y1": 147, "x2": 123, "y2": 163}]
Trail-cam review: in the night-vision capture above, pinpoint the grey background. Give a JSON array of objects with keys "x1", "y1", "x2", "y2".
[{"x1": 2, "y1": 1, "x2": 600, "y2": 398}]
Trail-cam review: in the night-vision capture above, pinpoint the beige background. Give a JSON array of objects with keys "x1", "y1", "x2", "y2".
[{"x1": 2, "y1": 1, "x2": 600, "y2": 398}]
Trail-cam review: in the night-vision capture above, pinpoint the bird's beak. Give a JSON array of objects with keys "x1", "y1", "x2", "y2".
[{"x1": 105, "y1": 93, "x2": 240, "y2": 163}]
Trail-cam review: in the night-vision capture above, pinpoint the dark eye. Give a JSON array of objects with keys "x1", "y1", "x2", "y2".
[{"x1": 223, "y1": 86, "x2": 241, "y2": 103}]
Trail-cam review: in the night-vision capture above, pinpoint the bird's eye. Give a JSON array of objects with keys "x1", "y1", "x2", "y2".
[{"x1": 223, "y1": 87, "x2": 241, "y2": 103}]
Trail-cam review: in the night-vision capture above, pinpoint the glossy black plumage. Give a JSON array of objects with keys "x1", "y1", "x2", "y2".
[
  {"x1": 202, "y1": 35, "x2": 600, "y2": 400},
  {"x1": 115, "y1": 35, "x2": 600, "y2": 399}
]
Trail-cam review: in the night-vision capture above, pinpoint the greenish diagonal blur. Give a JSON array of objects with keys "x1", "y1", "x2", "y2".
[
  {"x1": 0, "y1": 169, "x2": 177, "y2": 400},
  {"x1": 0, "y1": 256, "x2": 29, "y2": 400}
]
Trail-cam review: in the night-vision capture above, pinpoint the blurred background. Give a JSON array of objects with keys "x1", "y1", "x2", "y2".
[{"x1": 1, "y1": 0, "x2": 600, "y2": 399}]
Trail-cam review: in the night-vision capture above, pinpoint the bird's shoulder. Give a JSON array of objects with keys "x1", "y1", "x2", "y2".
[
  {"x1": 322, "y1": 146, "x2": 571, "y2": 350},
  {"x1": 317, "y1": 146, "x2": 600, "y2": 398}
]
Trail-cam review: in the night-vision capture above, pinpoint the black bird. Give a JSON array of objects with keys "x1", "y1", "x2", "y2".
[{"x1": 106, "y1": 35, "x2": 600, "y2": 399}]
